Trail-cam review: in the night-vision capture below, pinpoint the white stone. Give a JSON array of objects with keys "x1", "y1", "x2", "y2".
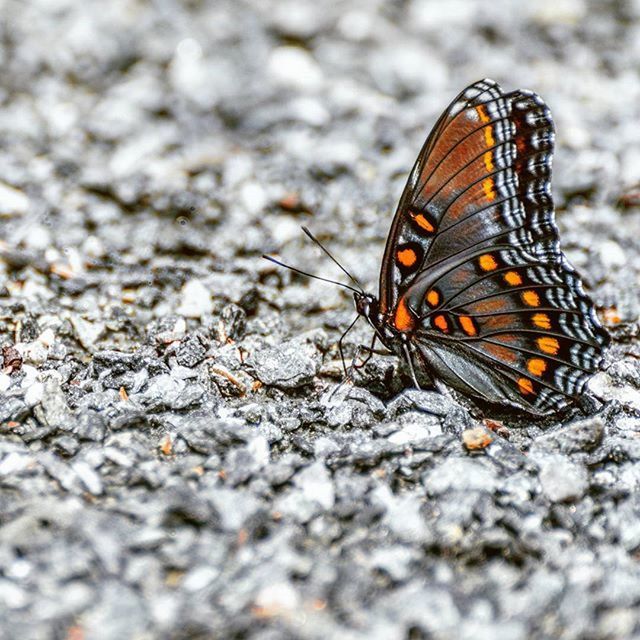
[
  {"x1": 529, "y1": 0, "x2": 587, "y2": 25},
  {"x1": 24, "y1": 381, "x2": 44, "y2": 407},
  {"x1": 388, "y1": 420, "x2": 442, "y2": 445},
  {"x1": 18, "y1": 280, "x2": 54, "y2": 300},
  {"x1": 290, "y1": 97, "x2": 329, "y2": 126},
  {"x1": 83, "y1": 235, "x2": 105, "y2": 258},
  {"x1": 70, "y1": 316, "x2": 105, "y2": 350},
  {"x1": 72, "y1": 461, "x2": 103, "y2": 495},
  {"x1": 268, "y1": 46, "x2": 323, "y2": 91},
  {"x1": 294, "y1": 461, "x2": 335, "y2": 510},
  {"x1": 539, "y1": 456, "x2": 588, "y2": 503},
  {"x1": 240, "y1": 182, "x2": 267, "y2": 215},
  {"x1": 183, "y1": 566, "x2": 219, "y2": 592},
  {"x1": 0, "y1": 182, "x2": 29, "y2": 216},
  {"x1": 270, "y1": 215, "x2": 300, "y2": 245},
  {"x1": 0, "y1": 374, "x2": 11, "y2": 392},
  {"x1": 409, "y1": 0, "x2": 476, "y2": 29},
  {"x1": 373, "y1": 485, "x2": 430, "y2": 542},
  {"x1": 247, "y1": 435, "x2": 270, "y2": 468},
  {"x1": 20, "y1": 365, "x2": 41, "y2": 388},
  {"x1": 24, "y1": 225, "x2": 51, "y2": 251},
  {"x1": 0, "y1": 453, "x2": 34, "y2": 476},
  {"x1": 176, "y1": 279, "x2": 212, "y2": 318},
  {"x1": 337, "y1": 10, "x2": 375, "y2": 41},
  {"x1": 598, "y1": 240, "x2": 627, "y2": 269},
  {"x1": 38, "y1": 328, "x2": 56, "y2": 347},
  {"x1": 169, "y1": 364, "x2": 199, "y2": 380},
  {"x1": 0, "y1": 580, "x2": 28, "y2": 608},
  {"x1": 254, "y1": 581, "x2": 300, "y2": 613},
  {"x1": 589, "y1": 372, "x2": 640, "y2": 412}
]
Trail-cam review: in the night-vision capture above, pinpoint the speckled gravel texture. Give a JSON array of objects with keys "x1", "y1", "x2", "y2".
[{"x1": 1, "y1": 1, "x2": 640, "y2": 639}]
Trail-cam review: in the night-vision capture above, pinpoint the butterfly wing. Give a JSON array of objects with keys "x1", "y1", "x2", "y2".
[
  {"x1": 379, "y1": 78, "x2": 508, "y2": 314},
  {"x1": 381, "y1": 79, "x2": 608, "y2": 414}
]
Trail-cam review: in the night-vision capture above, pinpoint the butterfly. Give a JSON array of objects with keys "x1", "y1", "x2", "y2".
[{"x1": 266, "y1": 79, "x2": 609, "y2": 416}]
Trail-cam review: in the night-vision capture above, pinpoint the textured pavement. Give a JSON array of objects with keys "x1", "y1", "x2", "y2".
[{"x1": 1, "y1": 1, "x2": 640, "y2": 639}]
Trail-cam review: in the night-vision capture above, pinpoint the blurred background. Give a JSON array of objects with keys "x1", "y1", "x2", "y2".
[
  {"x1": 1, "y1": 0, "x2": 638, "y2": 312},
  {"x1": 1, "y1": 1, "x2": 640, "y2": 639}
]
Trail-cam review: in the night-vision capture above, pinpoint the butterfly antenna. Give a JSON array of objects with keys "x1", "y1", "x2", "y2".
[
  {"x1": 301, "y1": 226, "x2": 365, "y2": 294},
  {"x1": 262, "y1": 255, "x2": 362, "y2": 295}
]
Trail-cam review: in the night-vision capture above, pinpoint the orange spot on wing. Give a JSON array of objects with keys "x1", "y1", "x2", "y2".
[
  {"x1": 434, "y1": 314, "x2": 449, "y2": 332},
  {"x1": 518, "y1": 378, "x2": 535, "y2": 395},
  {"x1": 483, "y1": 150, "x2": 494, "y2": 171},
  {"x1": 426, "y1": 289, "x2": 440, "y2": 307},
  {"x1": 482, "y1": 177, "x2": 496, "y2": 201},
  {"x1": 532, "y1": 313, "x2": 551, "y2": 329},
  {"x1": 397, "y1": 248, "x2": 417, "y2": 267},
  {"x1": 504, "y1": 271, "x2": 523, "y2": 286},
  {"x1": 394, "y1": 297, "x2": 415, "y2": 332},
  {"x1": 522, "y1": 290, "x2": 540, "y2": 307},
  {"x1": 537, "y1": 336, "x2": 560, "y2": 355},
  {"x1": 476, "y1": 105, "x2": 490, "y2": 123},
  {"x1": 413, "y1": 213, "x2": 435, "y2": 233},
  {"x1": 459, "y1": 315, "x2": 477, "y2": 336},
  {"x1": 484, "y1": 125, "x2": 495, "y2": 147},
  {"x1": 479, "y1": 254, "x2": 498, "y2": 271},
  {"x1": 527, "y1": 358, "x2": 547, "y2": 376}
]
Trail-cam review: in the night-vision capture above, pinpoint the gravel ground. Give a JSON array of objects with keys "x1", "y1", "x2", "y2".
[{"x1": 1, "y1": 1, "x2": 640, "y2": 639}]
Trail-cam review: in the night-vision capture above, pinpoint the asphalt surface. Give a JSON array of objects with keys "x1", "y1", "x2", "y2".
[{"x1": 1, "y1": 1, "x2": 640, "y2": 639}]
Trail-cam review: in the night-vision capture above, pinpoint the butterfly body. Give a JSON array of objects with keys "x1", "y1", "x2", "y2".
[{"x1": 353, "y1": 79, "x2": 609, "y2": 416}]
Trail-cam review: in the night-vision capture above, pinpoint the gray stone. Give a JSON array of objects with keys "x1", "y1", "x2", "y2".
[
  {"x1": 176, "y1": 333, "x2": 207, "y2": 367},
  {"x1": 246, "y1": 339, "x2": 319, "y2": 389},
  {"x1": 83, "y1": 582, "x2": 149, "y2": 640},
  {"x1": 423, "y1": 458, "x2": 499, "y2": 496},
  {"x1": 1, "y1": 3, "x2": 638, "y2": 639},
  {"x1": 538, "y1": 455, "x2": 589, "y2": 503},
  {"x1": 535, "y1": 417, "x2": 605, "y2": 454},
  {"x1": 372, "y1": 485, "x2": 431, "y2": 543}
]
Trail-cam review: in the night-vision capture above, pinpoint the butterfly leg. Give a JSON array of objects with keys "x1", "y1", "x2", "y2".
[
  {"x1": 327, "y1": 315, "x2": 362, "y2": 402},
  {"x1": 402, "y1": 340, "x2": 422, "y2": 390},
  {"x1": 334, "y1": 333, "x2": 386, "y2": 398},
  {"x1": 337, "y1": 314, "x2": 360, "y2": 379},
  {"x1": 351, "y1": 333, "x2": 384, "y2": 371}
]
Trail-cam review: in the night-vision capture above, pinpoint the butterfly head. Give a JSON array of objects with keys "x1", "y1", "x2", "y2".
[{"x1": 354, "y1": 292, "x2": 380, "y2": 324}]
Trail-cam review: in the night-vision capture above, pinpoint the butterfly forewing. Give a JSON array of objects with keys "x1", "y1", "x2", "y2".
[
  {"x1": 379, "y1": 79, "x2": 507, "y2": 314},
  {"x1": 379, "y1": 79, "x2": 608, "y2": 414}
]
